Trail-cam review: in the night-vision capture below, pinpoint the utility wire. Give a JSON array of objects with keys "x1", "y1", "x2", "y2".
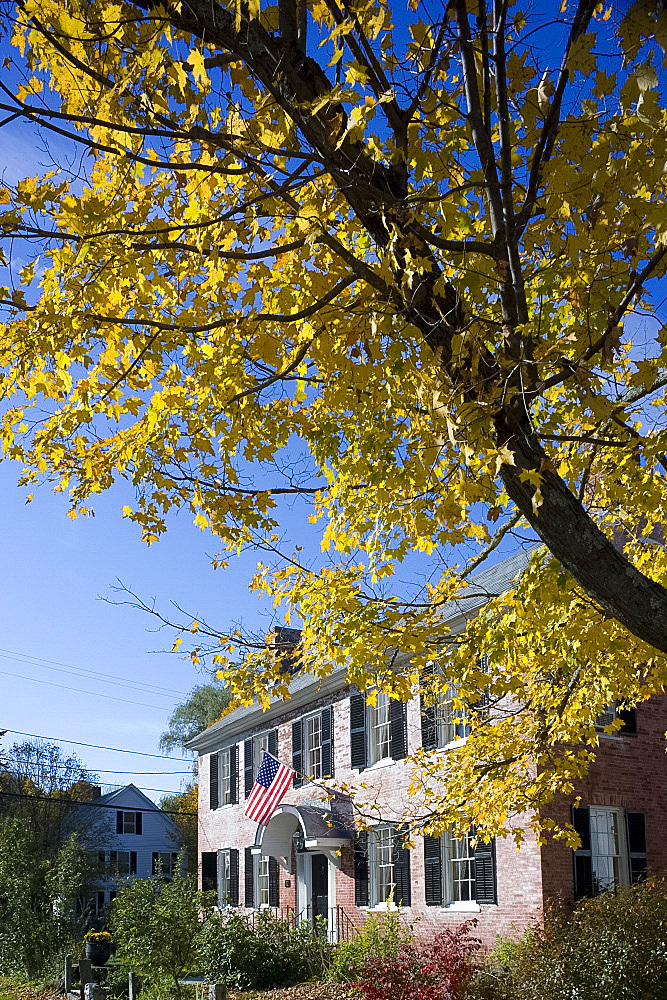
[
  {"x1": 0, "y1": 668, "x2": 167, "y2": 710},
  {"x1": 0, "y1": 646, "x2": 189, "y2": 698},
  {"x1": 0, "y1": 789, "x2": 196, "y2": 815},
  {"x1": 1, "y1": 729, "x2": 192, "y2": 760}
]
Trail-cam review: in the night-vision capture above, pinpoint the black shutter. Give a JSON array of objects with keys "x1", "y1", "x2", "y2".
[
  {"x1": 424, "y1": 835, "x2": 443, "y2": 906},
  {"x1": 229, "y1": 848, "x2": 239, "y2": 906},
  {"x1": 152, "y1": 852, "x2": 158, "y2": 875},
  {"x1": 135, "y1": 811, "x2": 142, "y2": 835},
  {"x1": 292, "y1": 719, "x2": 303, "y2": 788},
  {"x1": 209, "y1": 751, "x2": 219, "y2": 810},
  {"x1": 245, "y1": 846, "x2": 254, "y2": 907},
  {"x1": 321, "y1": 705, "x2": 334, "y2": 778},
  {"x1": 116, "y1": 811, "x2": 123, "y2": 834},
  {"x1": 474, "y1": 839, "x2": 496, "y2": 904},
  {"x1": 572, "y1": 806, "x2": 593, "y2": 899},
  {"x1": 130, "y1": 851, "x2": 137, "y2": 875},
  {"x1": 626, "y1": 811, "x2": 647, "y2": 883},
  {"x1": 620, "y1": 708, "x2": 638, "y2": 736},
  {"x1": 392, "y1": 827, "x2": 411, "y2": 906},
  {"x1": 354, "y1": 831, "x2": 369, "y2": 906},
  {"x1": 420, "y1": 694, "x2": 437, "y2": 751},
  {"x1": 202, "y1": 851, "x2": 217, "y2": 892},
  {"x1": 268, "y1": 856, "x2": 280, "y2": 907},
  {"x1": 268, "y1": 729, "x2": 278, "y2": 757},
  {"x1": 230, "y1": 744, "x2": 239, "y2": 804},
  {"x1": 389, "y1": 700, "x2": 408, "y2": 760},
  {"x1": 350, "y1": 693, "x2": 367, "y2": 771},
  {"x1": 244, "y1": 739, "x2": 254, "y2": 797}
]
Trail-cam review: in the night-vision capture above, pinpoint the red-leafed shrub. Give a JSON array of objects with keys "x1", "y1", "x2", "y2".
[{"x1": 350, "y1": 921, "x2": 481, "y2": 1000}]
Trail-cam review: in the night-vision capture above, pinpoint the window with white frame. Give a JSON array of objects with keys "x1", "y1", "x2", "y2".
[
  {"x1": 117, "y1": 810, "x2": 142, "y2": 834},
  {"x1": 256, "y1": 854, "x2": 270, "y2": 906},
  {"x1": 219, "y1": 849, "x2": 232, "y2": 904},
  {"x1": 254, "y1": 732, "x2": 270, "y2": 773},
  {"x1": 370, "y1": 825, "x2": 395, "y2": 905},
  {"x1": 108, "y1": 850, "x2": 137, "y2": 875},
  {"x1": 448, "y1": 831, "x2": 476, "y2": 902},
  {"x1": 303, "y1": 713, "x2": 323, "y2": 779},
  {"x1": 219, "y1": 747, "x2": 233, "y2": 805},
  {"x1": 368, "y1": 691, "x2": 392, "y2": 765},
  {"x1": 424, "y1": 829, "x2": 496, "y2": 907},
  {"x1": 590, "y1": 807, "x2": 626, "y2": 893},
  {"x1": 434, "y1": 684, "x2": 470, "y2": 746}
]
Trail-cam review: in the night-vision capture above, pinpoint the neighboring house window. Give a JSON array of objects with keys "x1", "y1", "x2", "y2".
[
  {"x1": 244, "y1": 730, "x2": 278, "y2": 797},
  {"x1": 152, "y1": 852, "x2": 179, "y2": 878},
  {"x1": 116, "y1": 810, "x2": 142, "y2": 835},
  {"x1": 350, "y1": 692, "x2": 407, "y2": 771},
  {"x1": 354, "y1": 827, "x2": 411, "y2": 908},
  {"x1": 244, "y1": 847, "x2": 279, "y2": 907},
  {"x1": 424, "y1": 830, "x2": 497, "y2": 907},
  {"x1": 572, "y1": 806, "x2": 646, "y2": 898},
  {"x1": 209, "y1": 745, "x2": 239, "y2": 810},
  {"x1": 292, "y1": 707, "x2": 334, "y2": 786},
  {"x1": 216, "y1": 848, "x2": 239, "y2": 906},
  {"x1": 594, "y1": 704, "x2": 638, "y2": 736},
  {"x1": 108, "y1": 850, "x2": 137, "y2": 875}
]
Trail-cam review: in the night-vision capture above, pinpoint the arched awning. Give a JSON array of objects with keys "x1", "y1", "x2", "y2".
[{"x1": 252, "y1": 802, "x2": 353, "y2": 871}]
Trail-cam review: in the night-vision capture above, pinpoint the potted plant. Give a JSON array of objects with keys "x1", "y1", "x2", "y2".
[{"x1": 85, "y1": 930, "x2": 113, "y2": 966}]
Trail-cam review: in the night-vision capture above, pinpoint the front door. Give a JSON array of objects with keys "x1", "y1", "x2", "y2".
[{"x1": 311, "y1": 853, "x2": 328, "y2": 923}]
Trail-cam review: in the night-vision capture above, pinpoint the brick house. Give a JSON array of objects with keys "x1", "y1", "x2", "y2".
[{"x1": 189, "y1": 550, "x2": 667, "y2": 947}]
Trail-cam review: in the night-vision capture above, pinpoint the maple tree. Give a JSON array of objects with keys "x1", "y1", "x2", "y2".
[{"x1": 1, "y1": 0, "x2": 667, "y2": 839}]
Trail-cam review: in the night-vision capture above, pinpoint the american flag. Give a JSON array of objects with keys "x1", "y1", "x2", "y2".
[{"x1": 244, "y1": 752, "x2": 295, "y2": 825}]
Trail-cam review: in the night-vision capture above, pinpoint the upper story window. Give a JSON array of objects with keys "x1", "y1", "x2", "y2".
[
  {"x1": 421, "y1": 664, "x2": 488, "y2": 751},
  {"x1": 594, "y1": 703, "x2": 638, "y2": 736},
  {"x1": 573, "y1": 805, "x2": 647, "y2": 898},
  {"x1": 116, "y1": 810, "x2": 142, "y2": 835},
  {"x1": 244, "y1": 729, "x2": 278, "y2": 797},
  {"x1": 350, "y1": 691, "x2": 407, "y2": 771},
  {"x1": 424, "y1": 829, "x2": 497, "y2": 907},
  {"x1": 433, "y1": 684, "x2": 470, "y2": 746},
  {"x1": 293, "y1": 707, "x2": 334, "y2": 786},
  {"x1": 209, "y1": 745, "x2": 238, "y2": 810}
]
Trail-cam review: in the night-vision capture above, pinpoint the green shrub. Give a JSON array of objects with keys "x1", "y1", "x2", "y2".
[
  {"x1": 110, "y1": 863, "x2": 215, "y2": 1000},
  {"x1": 467, "y1": 879, "x2": 667, "y2": 1000},
  {"x1": 328, "y1": 909, "x2": 414, "y2": 983},
  {"x1": 197, "y1": 910, "x2": 332, "y2": 989}
]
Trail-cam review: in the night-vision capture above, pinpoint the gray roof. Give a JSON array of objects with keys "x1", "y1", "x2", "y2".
[{"x1": 187, "y1": 544, "x2": 537, "y2": 754}]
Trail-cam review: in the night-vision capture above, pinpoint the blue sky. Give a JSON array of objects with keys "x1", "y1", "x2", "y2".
[{"x1": 0, "y1": 453, "x2": 292, "y2": 801}]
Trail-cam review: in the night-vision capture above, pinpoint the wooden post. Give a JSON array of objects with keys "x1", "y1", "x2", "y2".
[
  {"x1": 128, "y1": 971, "x2": 139, "y2": 1000},
  {"x1": 64, "y1": 955, "x2": 73, "y2": 995},
  {"x1": 208, "y1": 984, "x2": 226, "y2": 1000},
  {"x1": 79, "y1": 958, "x2": 92, "y2": 999}
]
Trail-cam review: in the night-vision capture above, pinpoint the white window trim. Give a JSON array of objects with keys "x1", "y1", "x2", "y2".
[
  {"x1": 254, "y1": 853, "x2": 271, "y2": 908},
  {"x1": 589, "y1": 805, "x2": 629, "y2": 893},
  {"x1": 367, "y1": 691, "x2": 392, "y2": 766},
  {"x1": 303, "y1": 711, "x2": 324, "y2": 781},
  {"x1": 217, "y1": 848, "x2": 233, "y2": 907},
  {"x1": 218, "y1": 746, "x2": 233, "y2": 806},
  {"x1": 369, "y1": 824, "x2": 396, "y2": 909}
]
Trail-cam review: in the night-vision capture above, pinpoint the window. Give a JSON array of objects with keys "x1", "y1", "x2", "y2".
[
  {"x1": 572, "y1": 806, "x2": 646, "y2": 899},
  {"x1": 209, "y1": 745, "x2": 238, "y2": 809},
  {"x1": 219, "y1": 747, "x2": 233, "y2": 805},
  {"x1": 371, "y1": 826, "x2": 395, "y2": 905},
  {"x1": 350, "y1": 692, "x2": 407, "y2": 771},
  {"x1": 108, "y1": 851, "x2": 137, "y2": 875},
  {"x1": 304, "y1": 713, "x2": 323, "y2": 779},
  {"x1": 354, "y1": 826, "x2": 411, "y2": 908},
  {"x1": 292, "y1": 708, "x2": 334, "y2": 786},
  {"x1": 244, "y1": 730, "x2": 278, "y2": 796},
  {"x1": 433, "y1": 684, "x2": 470, "y2": 746},
  {"x1": 368, "y1": 692, "x2": 392, "y2": 765},
  {"x1": 594, "y1": 703, "x2": 637, "y2": 736},
  {"x1": 424, "y1": 831, "x2": 496, "y2": 907},
  {"x1": 219, "y1": 849, "x2": 231, "y2": 903},
  {"x1": 256, "y1": 855, "x2": 270, "y2": 906},
  {"x1": 152, "y1": 852, "x2": 179, "y2": 878},
  {"x1": 116, "y1": 810, "x2": 142, "y2": 835}
]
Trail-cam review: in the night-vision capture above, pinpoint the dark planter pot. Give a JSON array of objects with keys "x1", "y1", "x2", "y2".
[{"x1": 85, "y1": 940, "x2": 112, "y2": 966}]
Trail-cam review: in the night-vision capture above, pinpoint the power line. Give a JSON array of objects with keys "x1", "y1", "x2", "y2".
[
  {"x1": 0, "y1": 789, "x2": 196, "y2": 815},
  {"x1": 0, "y1": 668, "x2": 167, "y2": 710},
  {"x1": 0, "y1": 646, "x2": 189, "y2": 699},
  {"x1": 1, "y1": 729, "x2": 192, "y2": 760}
]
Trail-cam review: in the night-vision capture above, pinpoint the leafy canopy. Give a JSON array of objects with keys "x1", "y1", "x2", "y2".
[{"x1": 1, "y1": 0, "x2": 667, "y2": 840}]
